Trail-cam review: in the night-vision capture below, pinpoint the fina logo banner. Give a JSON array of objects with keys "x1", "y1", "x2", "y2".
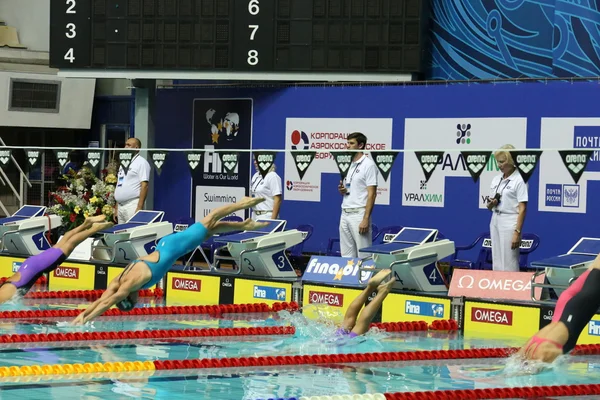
[
  {"x1": 219, "y1": 152, "x2": 239, "y2": 175},
  {"x1": 291, "y1": 151, "x2": 316, "y2": 180},
  {"x1": 86, "y1": 150, "x2": 102, "y2": 173},
  {"x1": 118, "y1": 150, "x2": 134, "y2": 174},
  {"x1": 559, "y1": 150, "x2": 592, "y2": 184},
  {"x1": 301, "y1": 256, "x2": 375, "y2": 287},
  {"x1": 254, "y1": 152, "x2": 276, "y2": 178},
  {"x1": 149, "y1": 150, "x2": 168, "y2": 175},
  {"x1": 461, "y1": 151, "x2": 491, "y2": 182},
  {"x1": 0, "y1": 149, "x2": 11, "y2": 166},
  {"x1": 372, "y1": 151, "x2": 399, "y2": 182},
  {"x1": 331, "y1": 151, "x2": 354, "y2": 179},
  {"x1": 55, "y1": 150, "x2": 70, "y2": 168},
  {"x1": 510, "y1": 150, "x2": 542, "y2": 183},
  {"x1": 186, "y1": 151, "x2": 204, "y2": 173},
  {"x1": 415, "y1": 151, "x2": 444, "y2": 182},
  {"x1": 26, "y1": 150, "x2": 41, "y2": 168}
]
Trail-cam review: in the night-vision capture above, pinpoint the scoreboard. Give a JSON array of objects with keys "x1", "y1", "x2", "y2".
[{"x1": 50, "y1": 0, "x2": 429, "y2": 74}]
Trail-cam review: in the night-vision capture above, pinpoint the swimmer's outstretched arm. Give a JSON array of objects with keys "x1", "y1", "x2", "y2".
[{"x1": 72, "y1": 279, "x2": 135, "y2": 325}]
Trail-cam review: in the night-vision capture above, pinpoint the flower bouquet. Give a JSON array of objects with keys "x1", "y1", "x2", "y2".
[{"x1": 49, "y1": 167, "x2": 117, "y2": 230}]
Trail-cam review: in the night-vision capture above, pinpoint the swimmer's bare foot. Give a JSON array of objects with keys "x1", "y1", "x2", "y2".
[
  {"x1": 377, "y1": 276, "x2": 396, "y2": 294},
  {"x1": 243, "y1": 218, "x2": 269, "y2": 231},
  {"x1": 367, "y1": 269, "x2": 392, "y2": 290},
  {"x1": 239, "y1": 197, "x2": 265, "y2": 209},
  {"x1": 84, "y1": 215, "x2": 108, "y2": 228},
  {"x1": 91, "y1": 221, "x2": 114, "y2": 232}
]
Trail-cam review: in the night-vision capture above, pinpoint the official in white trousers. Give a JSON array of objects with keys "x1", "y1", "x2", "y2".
[
  {"x1": 338, "y1": 132, "x2": 379, "y2": 258},
  {"x1": 487, "y1": 145, "x2": 528, "y2": 272},
  {"x1": 250, "y1": 161, "x2": 282, "y2": 221}
]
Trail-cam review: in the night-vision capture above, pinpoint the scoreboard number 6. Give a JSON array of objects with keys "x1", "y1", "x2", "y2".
[{"x1": 247, "y1": 0, "x2": 259, "y2": 66}]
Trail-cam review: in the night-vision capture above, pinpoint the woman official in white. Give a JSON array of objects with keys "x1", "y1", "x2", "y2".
[
  {"x1": 250, "y1": 159, "x2": 282, "y2": 220},
  {"x1": 486, "y1": 144, "x2": 528, "y2": 272}
]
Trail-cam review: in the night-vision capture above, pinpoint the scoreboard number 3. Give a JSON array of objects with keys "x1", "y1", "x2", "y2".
[
  {"x1": 247, "y1": 0, "x2": 259, "y2": 66},
  {"x1": 64, "y1": 0, "x2": 77, "y2": 63}
]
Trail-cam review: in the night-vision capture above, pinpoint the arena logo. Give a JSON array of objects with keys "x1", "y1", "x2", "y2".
[
  {"x1": 0, "y1": 150, "x2": 10, "y2": 166},
  {"x1": 55, "y1": 150, "x2": 70, "y2": 167},
  {"x1": 172, "y1": 278, "x2": 201, "y2": 292},
  {"x1": 53, "y1": 266, "x2": 79, "y2": 279},
  {"x1": 219, "y1": 152, "x2": 239, "y2": 175},
  {"x1": 291, "y1": 151, "x2": 316, "y2": 180},
  {"x1": 461, "y1": 151, "x2": 491, "y2": 182},
  {"x1": 186, "y1": 151, "x2": 203, "y2": 171},
  {"x1": 27, "y1": 150, "x2": 40, "y2": 166},
  {"x1": 254, "y1": 152, "x2": 276, "y2": 178},
  {"x1": 332, "y1": 152, "x2": 354, "y2": 178},
  {"x1": 373, "y1": 152, "x2": 399, "y2": 181},
  {"x1": 149, "y1": 151, "x2": 168, "y2": 173},
  {"x1": 119, "y1": 150, "x2": 134, "y2": 173},
  {"x1": 87, "y1": 151, "x2": 101, "y2": 168},
  {"x1": 415, "y1": 151, "x2": 444, "y2": 182},
  {"x1": 471, "y1": 307, "x2": 513, "y2": 326},
  {"x1": 559, "y1": 150, "x2": 593, "y2": 184},
  {"x1": 510, "y1": 151, "x2": 542, "y2": 183},
  {"x1": 308, "y1": 291, "x2": 343, "y2": 307},
  {"x1": 291, "y1": 130, "x2": 310, "y2": 150}
]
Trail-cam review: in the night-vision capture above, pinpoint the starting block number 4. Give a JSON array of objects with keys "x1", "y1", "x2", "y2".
[{"x1": 423, "y1": 263, "x2": 445, "y2": 286}]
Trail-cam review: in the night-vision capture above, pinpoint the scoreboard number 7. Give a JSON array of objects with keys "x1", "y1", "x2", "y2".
[{"x1": 247, "y1": 0, "x2": 259, "y2": 66}]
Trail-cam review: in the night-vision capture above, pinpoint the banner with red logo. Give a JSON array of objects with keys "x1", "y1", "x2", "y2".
[
  {"x1": 449, "y1": 269, "x2": 544, "y2": 302},
  {"x1": 284, "y1": 118, "x2": 393, "y2": 204}
]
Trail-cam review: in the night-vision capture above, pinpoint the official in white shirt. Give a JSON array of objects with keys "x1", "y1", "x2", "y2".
[
  {"x1": 337, "y1": 132, "x2": 378, "y2": 258},
  {"x1": 486, "y1": 144, "x2": 528, "y2": 272},
  {"x1": 114, "y1": 138, "x2": 152, "y2": 224},
  {"x1": 250, "y1": 160, "x2": 282, "y2": 220}
]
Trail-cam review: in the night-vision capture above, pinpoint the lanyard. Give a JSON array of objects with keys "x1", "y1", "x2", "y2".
[
  {"x1": 251, "y1": 174, "x2": 263, "y2": 193},
  {"x1": 494, "y1": 176, "x2": 510, "y2": 196},
  {"x1": 345, "y1": 158, "x2": 364, "y2": 185}
]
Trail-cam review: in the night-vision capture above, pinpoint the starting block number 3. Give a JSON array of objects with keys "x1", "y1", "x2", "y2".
[{"x1": 272, "y1": 251, "x2": 293, "y2": 272}]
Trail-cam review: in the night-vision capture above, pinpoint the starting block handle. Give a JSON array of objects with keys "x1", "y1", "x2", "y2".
[
  {"x1": 213, "y1": 245, "x2": 242, "y2": 275},
  {"x1": 357, "y1": 256, "x2": 375, "y2": 284},
  {"x1": 530, "y1": 270, "x2": 579, "y2": 303}
]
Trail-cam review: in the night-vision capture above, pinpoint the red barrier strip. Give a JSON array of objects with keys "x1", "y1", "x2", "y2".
[
  {"x1": 384, "y1": 384, "x2": 600, "y2": 399},
  {"x1": 0, "y1": 302, "x2": 300, "y2": 319},
  {"x1": 0, "y1": 326, "x2": 296, "y2": 343},
  {"x1": 0, "y1": 320, "x2": 455, "y2": 343},
  {"x1": 24, "y1": 288, "x2": 164, "y2": 300},
  {"x1": 149, "y1": 343, "x2": 600, "y2": 371}
]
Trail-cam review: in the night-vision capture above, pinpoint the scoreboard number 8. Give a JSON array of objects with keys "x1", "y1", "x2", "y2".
[{"x1": 247, "y1": 0, "x2": 260, "y2": 66}]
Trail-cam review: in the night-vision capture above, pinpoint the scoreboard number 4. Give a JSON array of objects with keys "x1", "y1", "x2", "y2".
[
  {"x1": 64, "y1": 0, "x2": 77, "y2": 63},
  {"x1": 247, "y1": 0, "x2": 259, "y2": 66}
]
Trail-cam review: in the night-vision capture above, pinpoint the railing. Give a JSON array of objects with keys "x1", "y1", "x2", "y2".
[{"x1": 0, "y1": 137, "x2": 31, "y2": 216}]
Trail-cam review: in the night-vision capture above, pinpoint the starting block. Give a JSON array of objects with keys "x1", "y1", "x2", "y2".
[
  {"x1": 0, "y1": 206, "x2": 61, "y2": 256},
  {"x1": 358, "y1": 227, "x2": 455, "y2": 292},
  {"x1": 91, "y1": 210, "x2": 173, "y2": 263},
  {"x1": 530, "y1": 237, "x2": 598, "y2": 302},
  {"x1": 211, "y1": 219, "x2": 303, "y2": 279}
]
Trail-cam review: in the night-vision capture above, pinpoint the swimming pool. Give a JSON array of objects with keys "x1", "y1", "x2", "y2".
[{"x1": 0, "y1": 299, "x2": 599, "y2": 400}]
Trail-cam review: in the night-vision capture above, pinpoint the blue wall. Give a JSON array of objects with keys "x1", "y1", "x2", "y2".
[
  {"x1": 153, "y1": 81, "x2": 600, "y2": 263},
  {"x1": 430, "y1": 0, "x2": 600, "y2": 79}
]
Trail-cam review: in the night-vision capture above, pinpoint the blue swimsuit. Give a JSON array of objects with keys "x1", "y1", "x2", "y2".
[{"x1": 126, "y1": 222, "x2": 209, "y2": 289}]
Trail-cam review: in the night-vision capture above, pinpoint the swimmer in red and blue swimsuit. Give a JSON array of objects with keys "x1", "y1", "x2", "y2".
[
  {"x1": 334, "y1": 269, "x2": 395, "y2": 339},
  {"x1": 519, "y1": 255, "x2": 600, "y2": 363},
  {"x1": 0, "y1": 215, "x2": 112, "y2": 304},
  {"x1": 72, "y1": 197, "x2": 269, "y2": 325}
]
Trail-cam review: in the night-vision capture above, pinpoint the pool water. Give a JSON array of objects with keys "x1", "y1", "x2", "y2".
[{"x1": 0, "y1": 300, "x2": 598, "y2": 399}]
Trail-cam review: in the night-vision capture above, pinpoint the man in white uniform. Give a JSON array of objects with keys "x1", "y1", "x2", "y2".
[
  {"x1": 250, "y1": 160, "x2": 282, "y2": 220},
  {"x1": 114, "y1": 138, "x2": 152, "y2": 224},
  {"x1": 337, "y1": 132, "x2": 378, "y2": 258},
  {"x1": 486, "y1": 145, "x2": 528, "y2": 272}
]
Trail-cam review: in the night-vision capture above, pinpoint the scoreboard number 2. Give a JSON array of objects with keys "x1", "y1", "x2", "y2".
[
  {"x1": 64, "y1": 0, "x2": 77, "y2": 63},
  {"x1": 247, "y1": 0, "x2": 259, "y2": 66}
]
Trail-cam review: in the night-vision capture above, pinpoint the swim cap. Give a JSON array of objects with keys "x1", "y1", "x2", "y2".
[{"x1": 116, "y1": 295, "x2": 135, "y2": 312}]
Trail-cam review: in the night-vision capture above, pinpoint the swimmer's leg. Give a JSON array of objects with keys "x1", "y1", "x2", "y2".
[
  {"x1": 55, "y1": 219, "x2": 113, "y2": 256},
  {"x1": 341, "y1": 270, "x2": 391, "y2": 332},
  {"x1": 60, "y1": 215, "x2": 104, "y2": 241},
  {"x1": 351, "y1": 275, "x2": 395, "y2": 335},
  {"x1": 200, "y1": 197, "x2": 266, "y2": 231}
]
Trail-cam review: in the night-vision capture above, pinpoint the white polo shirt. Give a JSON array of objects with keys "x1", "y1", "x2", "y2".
[
  {"x1": 114, "y1": 154, "x2": 151, "y2": 204},
  {"x1": 341, "y1": 154, "x2": 378, "y2": 209},
  {"x1": 489, "y1": 169, "x2": 528, "y2": 214},
  {"x1": 251, "y1": 171, "x2": 282, "y2": 211}
]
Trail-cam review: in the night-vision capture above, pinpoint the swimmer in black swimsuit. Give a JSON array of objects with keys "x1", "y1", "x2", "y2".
[{"x1": 518, "y1": 253, "x2": 600, "y2": 363}]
